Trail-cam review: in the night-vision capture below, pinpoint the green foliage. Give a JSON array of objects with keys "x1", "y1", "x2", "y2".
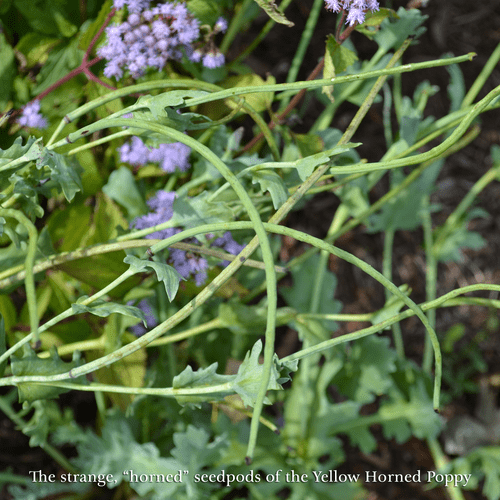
[
  {"x1": 442, "y1": 447, "x2": 500, "y2": 500},
  {"x1": 252, "y1": 0, "x2": 294, "y2": 27},
  {"x1": 102, "y1": 166, "x2": 147, "y2": 219},
  {"x1": 173, "y1": 340, "x2": 290, "y2": 408},
  {"x1": 11, "y1": 347, "x2": 86, "y2": 402},
  {"x1": 0, "y1": 2, "x2": 498, "y2": 499},
  {"x1": 125, "y1": 255, "x2": 183, "y2": 301}
]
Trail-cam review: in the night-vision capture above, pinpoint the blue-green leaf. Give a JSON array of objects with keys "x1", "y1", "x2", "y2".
[
  {"x1": 11, "y1": 348, "x2": 86, "y2": 403},
  {"x1": 124, "y1": 255, "x2": 183, "y2": 301},
  {"x1": 37, "y1": 149, "x2": 83, "y2": 201},
  {"x1": 233, "y1": 339, "x2": 282, "y2": 407},
  {"x1": 173, "y1": 363, "x2": 233, "y2": 408},
  {"x1": 72, "y1": 297, "x2": 147, "y2": 325},
  {"x1": 251, "y1": 169, "x2": 288, "y2": 209},
  {"x1": 102, "y1": 167, "x2": 147, "y2": 219}
]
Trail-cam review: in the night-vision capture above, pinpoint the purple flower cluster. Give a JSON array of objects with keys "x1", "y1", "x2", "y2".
[
  {"x1": 132, "y1": 191, "x2": 246, "y2": 286},
  {"x1": 132, "y1": 190, "x2": 208, "y2": 285},
  {"x1": 99, "y1": 1, "x2": 227, "y2": 78},
  {"x1": 119, "y1": 136, "x2": 191, "y2": 173},
  {"x1": 324, "y1": 0, "x2": 380, "y2": 26},
  {"x1": 17, "y1": 101, "x2": 48, "y2": 129},
  {"x1": 212, "y1": 231, "x2": 246, "y2": 266},
  {"x1": 130, "y1": 298, "x2": 158, "y2": 336},
  {"x1": 99, "y1": 1, "x2": 201, "y2": 79}
]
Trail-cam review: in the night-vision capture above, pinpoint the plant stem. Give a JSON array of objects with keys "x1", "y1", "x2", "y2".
[{"x1": 0, "y1": 209, "x2": 39, "y2": 343}]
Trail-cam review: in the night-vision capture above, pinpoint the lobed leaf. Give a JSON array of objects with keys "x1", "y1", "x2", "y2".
[{"x1": 124, "y1": 255, "x2": 183, "y2": 302}]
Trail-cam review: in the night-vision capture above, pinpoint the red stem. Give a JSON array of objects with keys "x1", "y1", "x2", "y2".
[{"x1": 27, "y1": 8, "x2": 118, "y2": 109}]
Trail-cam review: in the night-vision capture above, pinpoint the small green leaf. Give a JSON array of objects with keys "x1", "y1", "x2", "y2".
[
  {"x1": 434, "y1": 208, "x2": 488, "y2": 263},
  {"x1": 223, "y1": 74, "x2": 275, "y2": 113},
  {"x1": 281, "y1": 253, "x2": 342, "y2": 331},
  {"x1": 137, "y1": 90, "x2": 210, "y2": 119},
  {"x1": 251, "y1": 169, "x2": 288, "y2": 209},
  {"x1": 355, "y1": 8, "x2": 399, "y2": 38},
  {"x1": 323, "y1": 35, "x2": 358, "y2": 103},
  {"x1": 124, "y1": 255, "x2": 183, "y2": 301},
  {"x1": 37, "y1": 149, "x2": 83, "y2": 202},
  {"x1": 11, "y1": 348, "x2": 86, "y2": 403},
  {"x1": 332, "y1": 336, "x2": 398, "y2": 404},
  {"x1": 171, "y1": 425, "x2": 226, "y2": 474},
  {"x1": 0, "y1": 136, "x2": 38, "y2": 171},
  {"x1": 173, "y1": 363, "x2": 233, "y2": 408},
  {"x1": 73, "y1": 412, "x2": 185, "y2": 497},
  {"x1": 34, "y1": 38, "x2": 82, "y2": 95},
  {"x1": 186, "y1": 0, "x2": 220, "y2": 24},
  {"x1": 233, "y1": 340, "x2": 282, "y2": 407},
  {"x1": 372, "y1": 7, "x2": 427, "y2": 51},
  {"x1": 252, "y1": 143, "x2": 359, "y2": 181},
  {"x1": 292, "y1": 132, "x2": 325, "y2": 158},
  {"x1": 253, "y1": 0, "x2": 294, "y2": 26},
  {"x1": 72, "y1": 297, "x2": 147, "y2": 325},
  {"x1": 169, "y1": 191, "x2": 233, "y2": 229},
  {"x1": 102, "y1": 166, "x2": 147, "y2": 219}
]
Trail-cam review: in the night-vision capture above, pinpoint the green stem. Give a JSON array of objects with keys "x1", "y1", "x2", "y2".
[
  {"x1": 183, "y1": 53, "x2": 475, "y2": 109},
  {"x1": 30, "y1": 380, "x2": 234, "y2": 397},
  {"x1": 0, "y1": 269, "x2": 135, "y2": 366},
  {"x1": 0, "y1": 238, "x2": 285, "y2": 289},
  {"x1": 427, "y1": 438, "x2": 466, "y2": 500},
  {"x1": 0, "y1": 209, "x2": 39, "y2": 343},
  {"x1": 1, "y1": 221, "x2": 441, "y2": 408},
  {"x1": 461, "y1": 42, "x2": 500, "y2": 108},
  {"x1": 383, "y1": 227, "x2": 405, "y2": 359},
  {"x1": 280, "y1": 285, "x2": 500, "y2": 364},
  {"x1": 312, "y1": 45, "x2": 389, "y2": 132},
  {"x1": 44, "y1": 79, "x2": 279, "y2": 160},
  {"x1": 434, "y1": 164, "x2": 500, "y2": 254},
  {"x1": 422, "y1": 195, "x2": 437, "y2": 373},
  {"x1": 329, "y1": 88, "x2": 500, "y2": 176},
  {"x1": 310, "y1": 204, "x2": 349, "y2": 314},
  {"x1": 89, "y1": 119, "x2": 277, "y2": 452}
]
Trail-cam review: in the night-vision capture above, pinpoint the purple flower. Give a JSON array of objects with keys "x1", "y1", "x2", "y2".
[
  {"x1": 324, "y1": 0, "x2": 379, "y2": 25},
  {"x1": 212, "y1": 232, "x2": 246, "y2": 267},
  {"x1": 114, "y1": 0, "x2": 149, "y2": 13},
  {"x1": 212, "y1": 232, "x2": 245, "y2": 256},
  {"x1": 214, "y1": 17, "x2": 228, "y2": 34},
  {"x1": 324, "y1": 0, "x2": 341, "y2": 11},
  {"x1": 189, "y1": 48, "x2": 203, "y2": 63},
  {"x1": 99, "y1": 2, "x2": 201, "y2": 79},
  {"x1": 131, "y1": 190, "x2": 209, "y2": 285},
  {"x1": 129, "y1": 298, "x2": 158, "y2": 336},
  {"x1": 119, "y1": 136, "x2": 150, "y2": 166},
  {"x1": 119, "y1": 137, "x2": 191, "y2": 173},
  {"x1": 202, "y1": 51, "x2": 225, "y2": 69},
  {"x1": 170, "y1": 248, "x2": 208, "y2": 286},
  {"x1": 17, "y1": 101, "x2": 48, "y2": 129}
]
